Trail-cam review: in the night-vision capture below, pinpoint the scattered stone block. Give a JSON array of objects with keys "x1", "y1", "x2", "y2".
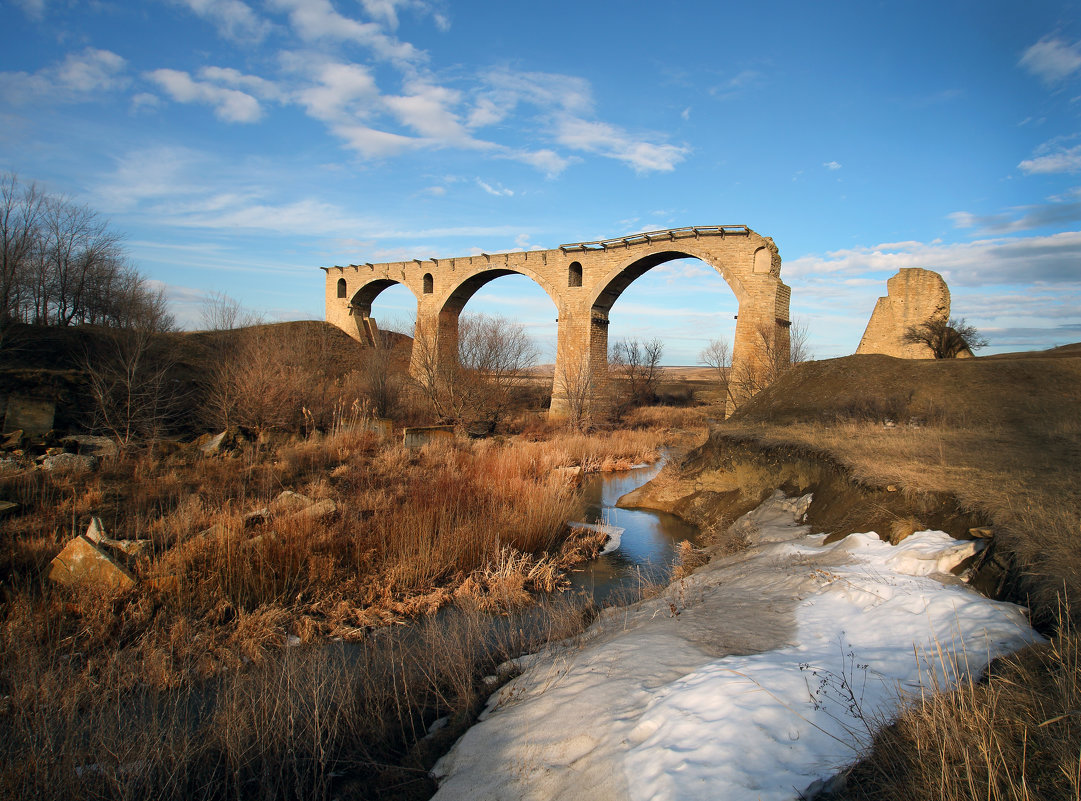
[
  {"x1": 40, "y1": 452, "x2": 97, "y2": 472},
  {"x1": 3, "y1": 395, "x2": 55, "y2": 437},
  {"x1": 48, "y1": 535, "x2": 137, "y2": 590},
  {"x1": 552, "y1": 465, "x2": 584, "y2": 486},
  {"x1": 61, "y1": 435, "x2": 119, "y2": 459},
  {"x1": 294, "y1": 498, "x2": 336, "y2": 520},
  {"x1": 0, "y1": 500, "x2": 17, "y2": 516},
  {"x1": 270, "y1": 490, "x2": 313, "y2": 514},
  {"x1": 968, "y1": 526, "x2": 994, "y2": 539},
  {"x1": 200, "y1": 430, "x2": 228, "y2": 455},
  {"x1": 1, "y1": 429, "x2": 24, "y2": 450},
  {"x1": 403, "y1": 425, "x2": 455, "y2": 449}
]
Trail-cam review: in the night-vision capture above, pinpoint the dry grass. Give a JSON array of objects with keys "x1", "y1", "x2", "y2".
[
  {"x1": 0, "y1": 420, "x2": 684, "y2": 800},
  {"x1": 841, "y1": 622, "x2": 1081, "y2": 801},
  {"x1": 715, "y1": 349, "x2": 1081, "y2": 800}
]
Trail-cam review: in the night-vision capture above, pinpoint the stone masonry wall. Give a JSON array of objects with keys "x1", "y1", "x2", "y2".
[
  {"x1": 323, "y1": 227, "x2": 791, "y2": 417},
  {"x1": 856, "y1": 268, "x2": 950, "y2": 359}
]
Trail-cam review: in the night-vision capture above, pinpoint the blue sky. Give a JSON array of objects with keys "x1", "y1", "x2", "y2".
[{"x1": 2, "y1": 0, "x2": 1080, "y2": 364}]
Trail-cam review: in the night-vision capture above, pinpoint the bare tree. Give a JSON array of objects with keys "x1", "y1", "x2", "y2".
[
  {"x1": 903, "y1": 316, "x2": 988, "y2": 358},
  {"x1": 728, "y1": 319, "x2": 812, "y2": 403},
  {"x1": 199, "y1": 290, "x2": 263, "y2": 331},
  {"x1": 553, "y1": 356, "x2": 597, "y2": 431},
  {"x1": 83, "y1": 327, "x2": 181, "y2": 447},
  {"x1": 413, "y1": 313, "x2": 539, "y2": 432},
  {"x1": 610, "y1": 337, "x2": 664, "y2": 409},
  {"x1": 698, "y1": 336, "x2": 731, "y2": 403},
  {"x1": 0, "y1": 173, "x2": 43, "y2": 342}
]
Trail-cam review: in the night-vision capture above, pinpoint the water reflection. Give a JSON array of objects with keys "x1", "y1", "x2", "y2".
[{"x1": 567, "y1": 460, "x2": 700, "y2": 605}]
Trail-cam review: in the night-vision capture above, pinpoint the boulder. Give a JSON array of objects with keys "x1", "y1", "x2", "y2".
[
  {"x1": 552, "y1": 465, "x2": 585, "y2": 486},
  {"x1": 40, "y1": 452, "x2": 97, "y2": 472},
  {"x1": 61, "y1": 435, "x2": 119, "y2": 459},
  {"x1": 48, "y1": 535, "x2": 137, "y2": 590},
  {"x1": 83, "y1": 517, "x2": 152, "y2": 558},
  {"x1": 269, "y1": 490, "x2": 313, "y2": 514},
  {"x1": 294, "y1": 498, "x2": 337, "y2": 520}
]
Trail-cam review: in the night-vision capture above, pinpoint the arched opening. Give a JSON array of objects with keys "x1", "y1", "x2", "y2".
[
  {"x1": 423, "y1": 273, "x2": 434, "y2": 294},
  {"x1": 592, "y1": 251, "x2": 740, "y2": 409},
  {"x1": 336, "y1": 277, "x2": 347, "y2": 298},
  {"x1": 349, "y1": 279, "x2": 418, "y2": 347},
  {"x1": 568, "y1": 261, "x2": 583, "y2": 288},
  {"x1": 419, "y1": 269, "x2": 559, "y2": 430}
]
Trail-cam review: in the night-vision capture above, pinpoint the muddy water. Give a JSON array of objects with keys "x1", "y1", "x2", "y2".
[{"x1": 568, "y1": 460, "x2": 701, "y2": 605}]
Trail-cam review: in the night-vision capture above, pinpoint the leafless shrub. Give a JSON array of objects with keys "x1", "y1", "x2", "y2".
[
  {"x1": 903, "y1": 316, "x2": 988, "y2": 359},
  {"x1": 610, "y1": 336, "x2": 664, "y2": 412}
]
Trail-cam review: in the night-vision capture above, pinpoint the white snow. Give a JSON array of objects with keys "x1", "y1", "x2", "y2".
[{"x1": 431, "y1": 491, "x2": 1042, "y2": 801}]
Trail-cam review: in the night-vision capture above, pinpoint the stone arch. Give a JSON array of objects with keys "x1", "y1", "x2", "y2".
[
  {"x1": 568, "y1": 261, "x2": 583, "y2": 288},
  {"x1": 566, "y1": 248, "x2": 747, "y2": 414},
  {"x1": 336, "y1": 277, "x2": 347, "y2": 298},
  {"x1": 423, "y1": 273, "x2": 434, "y2": 294},
  {"x1": 348, "y1": 278, "x2": 418, "y2": 347},
  {"x1": 415, "y1": 266, "x2": 561, "y2": 379}
]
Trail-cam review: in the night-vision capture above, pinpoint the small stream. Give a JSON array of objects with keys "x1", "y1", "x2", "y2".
[{"x1": 568, "y1": 459, "x2": 701, "y2": 606}]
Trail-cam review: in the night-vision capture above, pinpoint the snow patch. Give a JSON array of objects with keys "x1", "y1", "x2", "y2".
[{"x1": 431, "y1": 491, "x2": 1041, "y2": 801}]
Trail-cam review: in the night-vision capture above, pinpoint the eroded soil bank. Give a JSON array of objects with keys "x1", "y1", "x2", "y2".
[{"x1": 617, "y1": 431, "x2": 1013, "y2": 600}]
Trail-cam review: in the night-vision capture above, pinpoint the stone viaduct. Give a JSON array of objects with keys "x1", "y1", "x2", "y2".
[{"x1": 322, "y1": 225, "x2": 791, "y2": 417}]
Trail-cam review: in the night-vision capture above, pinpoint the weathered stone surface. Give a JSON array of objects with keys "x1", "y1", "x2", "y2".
[
  {"x1": 324, "y1": 226, "x2": 791, "y2": 418},
  {"x1": 270, "y1": 490, "x2": 312, "y2": 514},
  {"x1": 1, "y1": 429, "x2": 24, "y2": 449},
  {"x1": 403, "y1": 425, "x2": 455, "y2": 449},
  {"x1": 61, "y1": 435, "x2": 119, "y2": 459},
  {"x1": 552, "y1": 465, "x2": 585, "y2": 486},
  {"x1": 48, "y1": 535, "x2": 137, "y2": 590},
  {"x1": 41, "y1": 452, "x2": 97, "y2": 472},
  {"x1": 856, "y1": 268, "x2": 951, "y2": 358},
  {"x1": 294, "y1": 498, "x2": 337, "y2": 520},
  {"x1": 3, "y1": 395, "x2": 55, "y2": 437}
]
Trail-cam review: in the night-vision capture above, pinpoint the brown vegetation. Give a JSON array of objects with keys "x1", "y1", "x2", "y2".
[
  {"x1": 709, "y1": 347, "x2": 1081, "y2": 800},
  {"x1": 0, "y1": 409, "x2": 677, "y2": 800}
]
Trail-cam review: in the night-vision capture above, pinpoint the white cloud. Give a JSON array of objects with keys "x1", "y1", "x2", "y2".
[
  {"x1": 384, "y1": 80, "x2": 471, "y2": 141},
  {"x1": 823, "y1": 160, "x2": 842, "y2": 170},
  {"x1": 268, "y1": 0, "x2": 423, "y2": 63},
  {"x1": 294, "y1": 60, "x2": 379, "y2": 121},
  {"x1": 507, "y1": 148, "x2": 575, "y2": 177},
  {"x1": 0, "y1": 48, "x2": 128, "y2": 103},
  {"x1": 1019, "y1": 36, "x2": 1081, "y2": 84},
  {"x1": 198, "y1": 66, "x2": 283, "y2": 100},
  {"x1": 332, "y1": 123, "x2": 421, "y2": 157},
  {"x1": 476, "y1": 179, "x2": 512, "y2": 197},
  {"x1": 555, "y1": 116, "x2": 688, "y2": 173},
  {"x1": 479, "y1": 69, "x2": 593, "y2": 115},
  {"x1": 146, "y1": 68, "x2": 263, "y2": 122},
  {"x1": 786, "y1": 231, "x2": 1081, "y2": 287},
  {"x1": 1019, "y1": 143, "x2": 1081, "y2": 174},
  {"x1": 171, "y1": 0, "x2": 272, "y2": 42}
]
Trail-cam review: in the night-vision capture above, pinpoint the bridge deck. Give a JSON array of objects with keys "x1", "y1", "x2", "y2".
[{"x1": 559, "y1": 225, "x2": 750, "y2": 253}]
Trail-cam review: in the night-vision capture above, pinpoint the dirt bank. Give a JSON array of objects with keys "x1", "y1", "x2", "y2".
[{"x1": 619, "y1": 432, "x2": 1013, "y2": 600}]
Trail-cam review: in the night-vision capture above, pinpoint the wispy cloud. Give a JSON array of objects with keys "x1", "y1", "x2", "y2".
[
  {"x1": 1019, "y1": 142, "x2": 1081, "y2": 174},
  {"x1": 170, "y1": 0, "x2": 273, "y2": 42},
  {"x1": 554, "y1": 116, "x2": 688, "y2": 173},
  {"x1": 949, "y1": 190, "x2": 1081, "y2": 233},
  {"x1": 823, "y1": 160, "x2": 842, "y2": 170},
  {"x1": 146, "y1": 68, "x2": 264, "y2": 122},
  {"x1": 475, "y1": 179, "x2": 513, "y2": 197},
  {"x1": 0, "y1": 47, "x2": 128, "y2": 104},
  {"x1": 1019, "y1": 35, "x2": 1081, "y2": 84},
  {"x1": 786, "y1": 231, "x2": 1081, "y2": 287}
]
